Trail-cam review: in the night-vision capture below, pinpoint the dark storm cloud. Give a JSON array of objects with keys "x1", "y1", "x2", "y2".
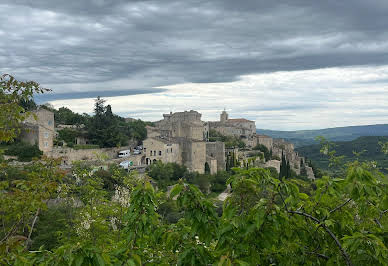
[
  {"x1": 34, "y1": 88, "x2": 165, "y2": 103},
  {"x1": 1, "y1": 0, "x2": 388, "y2": 101}
]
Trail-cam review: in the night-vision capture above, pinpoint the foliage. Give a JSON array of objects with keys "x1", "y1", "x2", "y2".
[
  {"x1": 127, "y1": 120, "x2": 147, "y2": 143},
  {"x1": 253, "y1": 144, "x2": 271, "y2": 161},
  {"x1": 3, "y1": 142, "x2": 43, "y2": 161},
  {"x1": 73, "y1": 144, "x2": 100, "y2": 150},
  {"x1": 54, "y1": 106, "x2": 88, "y2": 126},
  {"x1": 86, "y1": 97, "x2": 147, "y2": 148},
  {"x1": 298, "y1": 136, "x2": 388, "y2": 174},
  {"x1": 147, "y1": 161, "x2": 190, "y2": 189},
  {"x1": 209, "y1": 129, "x2": 246, "y2": 148},
  {"x1": 0, "y1": 74, "x2": 49, "y2": 142},
  {"x1": 57, "y1": 128, "x2": 80, "y2": 146}
]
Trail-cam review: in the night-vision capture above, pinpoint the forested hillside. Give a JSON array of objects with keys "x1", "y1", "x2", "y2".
[
  {"x1": 297, "y1": 136, "x2": 388, "y2": 173},
  {"x1": 258, "y1": 124, "x2": 388, "y2": 147}
]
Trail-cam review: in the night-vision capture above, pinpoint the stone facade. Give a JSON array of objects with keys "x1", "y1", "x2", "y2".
[
  {"x1": 154, "y1": 110, "x2": 209, "y2": 141},
  {"x1": 256, "y1": 135, "x2": 273, "y2": 150},
  {"x1": 143, "y1": 137, "x2": 181, "y2": 165},
  {"x1": 21, "y1": 108, "x2": 55, "y2": 153},
  {"x1": 48, "y1": 146, "x2": 131, "y2": 165},
  {"x1": 205, "y1": 141, "x2": 226, "y2": 172},
  {"x1": 209, "y1": 111, "x2": 256, "y2": 147},
  {"x1": 143, "y1": 110, "x2": 225, "y2": 174}
]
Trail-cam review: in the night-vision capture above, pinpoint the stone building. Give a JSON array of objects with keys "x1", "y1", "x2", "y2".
[
  {"x1": 143, "y1": 110, "x2": 225, "y2": 174},
  {"x1": 20, "y1": 108, "x2": 55, "y2": 153},
  {"x1": 209, "y1": 111, "x2": 257, "y2": 147},
  {"x1": 154, "y1": 110, "x2": 209, "y2": 141},
  {"x1": 256, "y1": 134, "x2": 273, "y2": 150},
  {"x1": 142, "y1": 137, "x2": 181, "y2": 165}
]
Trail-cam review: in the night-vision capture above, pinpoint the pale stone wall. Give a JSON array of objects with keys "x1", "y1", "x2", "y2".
[
  {"x1": 273, "y1": 138, "x2": 294, "y2": 151},
  {"x1": 143, "y1": 138, "x2": 181, "y2": 165},
  {"x1": 178, "y1": 139, "x2": 206, "y2": 174},
  {"x1": 21, "y1": 108, "x2": 55, "y2": 153},
  {"x1": 188, "y1": 141, "x2": 207, "y2": 174},
  {"x1": 146, "y1": 126, "x2": 161, "y2": 138},
  {"x1": 48, "y1": 146, "x2": 129, "y2": 165},
  {"x1": 206, "y1": 158, "x2": 218, "y2": 175},
  {"x1": 306, "y1": 166, "x2": 315, "y2": 180},
  {"x1": 206, "y1": 141, "x2": 226, "y2": 171},
  {"x1": 264, "y1": 160, "x2": 281, "y2": 173},
  {"x1": 256, "y1": 135, "x2": 273, "y2": 150}
]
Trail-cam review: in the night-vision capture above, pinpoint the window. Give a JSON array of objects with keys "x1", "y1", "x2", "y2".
[
  {"x1": 44, "y1": 132, "x2": 49, "y2": 138},
  {"x1": 159, "y1": 151, "x2": 162, "y2": 156},
  {"x1": 166, "y1": 149, "x2": 168, "y2": 153},
  {"x1": 44, "y1": 141, "x2": 48, "y2": 147},
  {"x1": 153, "y1": 151, "x2": 156, "y2": 156},
  {"x1": 48, "y1": 120, "x2": 53, "y2": 126},
  {"x1": 171, "y1": 148, "x2": 173, "y2": 152},
  {"x1": 150, "y1": 151, "x2": 152, "y2": 156}
]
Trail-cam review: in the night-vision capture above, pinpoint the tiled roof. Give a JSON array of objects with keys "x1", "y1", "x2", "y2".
[{"x1": 227, "y1": 118, "x2": 254, "y2": 123}]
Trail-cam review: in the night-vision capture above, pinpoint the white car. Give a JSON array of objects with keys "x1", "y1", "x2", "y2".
[
  {"x1": 133, "y1": 149, "x2": 141, "y2": 155},
  {"x1": 118, "y1": 150, "x2": 131, "y2": 158},
  {"x1": 119, "y1": 161, "x2": 133, "y2": 169}
]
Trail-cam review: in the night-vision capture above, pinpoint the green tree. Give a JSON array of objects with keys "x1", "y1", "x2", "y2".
[{"x1": 0, "y1": 74, "x2": 49, "y2": 142}]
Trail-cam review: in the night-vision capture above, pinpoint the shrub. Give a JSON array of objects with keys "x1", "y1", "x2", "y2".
[
  {"x1": 73, "y1": 144, "x2": 100, "y2": 150},
  {"x1": 4, "y1": 142, "x2": 42, "y2": 161}
]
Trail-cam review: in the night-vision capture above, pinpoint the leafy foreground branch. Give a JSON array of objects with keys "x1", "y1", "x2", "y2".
[{"x1": 1, "y1": 160, "x2": 387, "y2": 265}]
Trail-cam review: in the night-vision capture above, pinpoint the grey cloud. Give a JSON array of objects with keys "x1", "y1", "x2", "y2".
[
  {"x1": 34, "y1": 88, "x2": 165, "y2": 103},
  {"x1": 1, "y1": 0, "x2": 388, "y2": 99}
]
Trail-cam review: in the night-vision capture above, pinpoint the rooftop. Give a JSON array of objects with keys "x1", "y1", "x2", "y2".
[{"x1": 227, "y1": 118, "x2": 254, "y2": 123}]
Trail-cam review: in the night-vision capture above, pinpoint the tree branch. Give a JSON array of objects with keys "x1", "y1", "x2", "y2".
[
  {"x1": 0, "y1": 218, "x2": 22, "y2": 244},
  {"x1": 25, "y1": 208, "x2": 40, "y2": 249},
  {"x1": 289, "y1": 210, "x2": 353, "y2": 266},
  {"x1": 329, "y1": 199, "x2": 351, "y2": 215},
  {"x1": 306, "y1": 250, "x2": 329, "y2": 260}
]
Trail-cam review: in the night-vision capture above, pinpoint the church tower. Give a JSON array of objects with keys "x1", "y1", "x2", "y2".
[{"x1": 220, "y1": 110, "x2": 229, "y2": 123}]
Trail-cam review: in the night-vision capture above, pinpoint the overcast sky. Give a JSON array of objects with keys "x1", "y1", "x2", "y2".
[{"x1": 1, "y1": 0, "x2": 388, "y2": 130}]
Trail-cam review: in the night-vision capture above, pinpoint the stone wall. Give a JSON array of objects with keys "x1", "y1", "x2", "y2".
[
  {"x1": 256, "y1": 135, "x2": 273, "y2": 150},
  {"x1": 48, "y1": 146, "x2": 130, "y2": 165},
  {"x1": 143, "y1": 138, "x2": 181, "y2": 165},
  {"x1": 264, "y1": 160, "x2": 281, "y2": 173},
  {"x1": 21, "y1": 108, "x2": 55, "y2": 153},
  {"x1": 179, "y1": 139, "x2": 206, "y2": 174},
  {"x1": 206, "y1": 141, "x2": 226, "y2": 171}
]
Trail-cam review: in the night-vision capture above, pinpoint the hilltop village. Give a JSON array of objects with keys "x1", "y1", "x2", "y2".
[{"x1": 17, "y1": 107, "x2": 315, "y2": 180}]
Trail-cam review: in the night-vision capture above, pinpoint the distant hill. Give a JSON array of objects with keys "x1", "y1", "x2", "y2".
[
  {"x1": 296, "y1": 136, "x2": 388, "y2": 173},
  {"x1": 257, "y1": 124, "x2": 388, "y2": 147}
]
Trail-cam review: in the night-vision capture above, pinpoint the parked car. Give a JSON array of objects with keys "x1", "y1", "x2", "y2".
[
  {"x1": 133, "y1": 149, "x2": 141, "y2": 155},
  {"x1": 119, "y1": 160, "x2": 133, "y2": 169},
  {"x1": 118, "y1": 150, "x2": 131, "y2": 158},
  {"x1": 136, "y1": 145, "x2": 143, "y2": 150}
]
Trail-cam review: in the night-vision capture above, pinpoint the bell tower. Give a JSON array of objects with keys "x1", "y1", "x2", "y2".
[{"x1": 220, "y1": 110, "x2": 228, "y2": 123}]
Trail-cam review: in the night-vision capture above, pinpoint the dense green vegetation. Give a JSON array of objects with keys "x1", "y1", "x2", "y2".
[
  {"x1": 146, "y1": 161, "x2": 230, "y2": 194},
  {"x1": 1, "y1": 75, "x2": 387, "y2": 265},
  {"x1": 297, "y1": 136, "x2": 388, "y2": 174},
  {"x1": 253, "y1": 143, "x2": 271, "y2": 161},
  {"x1": 3, "y1": 142, "x2": 43, "y2": 161},
  {"x1": 209, "y1": 129, "x2": 246, "y2": 148},
  {"x1": 54, "y1": 106, "x2": 89, "y2": 126}
]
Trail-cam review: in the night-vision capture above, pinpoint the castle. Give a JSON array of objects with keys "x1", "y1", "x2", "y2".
[
  {"x1": 143, "y1": 110, "x2": 225, "y2": 174},
  {"x1": 143, "y1": 110, "x2": 315, "y2": 179}
]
